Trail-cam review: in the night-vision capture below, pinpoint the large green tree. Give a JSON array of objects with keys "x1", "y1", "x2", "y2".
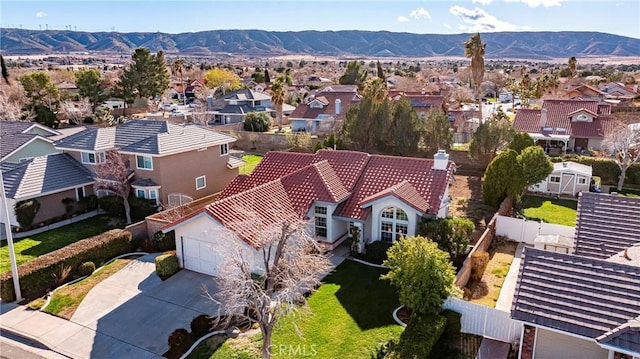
[
  {"x1": 75, "y1": 69, "x2": 107, "y2": 113},
  {"x1": 343, "y1": 93, "x2": 377, "y2": 152},
  {"x1": 509, "y1": 133, "x2": 535, "y2": 154},
  {"x1": 382, "y1": 236, "x2": 457, "y2": 316},
  {"x1": 469, "y1": 109, "x2": 515, "y2": 168},
  {"x1": 19, "y1": 71, "x2": 59, "y2": 111},
  {"x1": 423, "y1": 110, "x2": 453, "y2": 155},
  {"x1": 418, "y1": 217, "x2": 474, "y2": 258},
  {"x1": 464, "y1": 33, "x2": 486, "y2": 114},
  {"x1": 518, "y1": 146, "x2": 554, "y2": 193},
  {"x1": 270, "y1": 76, "x2": 286, "y2": 132},
  {"x1": 115, "y1": 48, "x2": 169, "y2": 110},
  {"x1": 339, "y1": 60, "x2": 367, "y2": 87},
  {"x1": 391, "y1": 96, "x2": 419, "y2": 155}
]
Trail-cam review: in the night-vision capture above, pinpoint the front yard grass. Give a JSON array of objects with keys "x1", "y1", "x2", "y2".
[
  {"x1": 0, "y1": 215, "x2": 116, "y2": 273},
  {"x1": 194, "y1": 260, "x2": 404, "y2": 359},
  {"x1": 239, "y1": 154, "x2": 263, "y2": 175},
  {"x1": 519, "y1": 195, "x2": 578, "y2": 226},
  {"x1": 467, "y1": 239, "x2": 518, "y2": 307},
  {"x1": 43, "y1": 258, "x2": 133, "y2": 319}
]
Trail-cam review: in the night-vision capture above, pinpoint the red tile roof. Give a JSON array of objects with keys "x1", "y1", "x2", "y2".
[
  {"x1": 289, "y1": 92, "x2": 360, "y2": 121},
  {"x1": 360, "y1": 180, "x2": 430, "y2": 213},
  {"x1": 388, "y1": 92, "x2": 445, "y2": 110},
  {"x1": 513, "y1": 100, "x2": 618, "y2": 138},
  {"x1": 313, "y1": 150, "x2": 370, "y2": 190},
  {"x1": 447, "y1": 110, "x2": 481, "y2": 132}
]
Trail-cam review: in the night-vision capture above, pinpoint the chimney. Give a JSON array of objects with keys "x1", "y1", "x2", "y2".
[
  {"x1": 335, "y1": 99, "x2": 342, "y2": 115},
  {"x1": 433, "y1": 150, "x2": 449, "y2": 171},
  {"x1": 540, "y1": 108, "x2": 548, "y2": 128}
]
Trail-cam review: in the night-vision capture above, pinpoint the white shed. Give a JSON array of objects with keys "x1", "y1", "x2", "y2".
[
  {"x1": 529, "y1": 161, "x2": 592, "y2": 196},
  {"x1": 533, "y1": 234, "x2": 574, "y2": 254}
]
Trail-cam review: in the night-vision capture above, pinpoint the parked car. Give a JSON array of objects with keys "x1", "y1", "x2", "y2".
[{"x1": 162, "y1": 104, "x2": 178, "y2": 111}]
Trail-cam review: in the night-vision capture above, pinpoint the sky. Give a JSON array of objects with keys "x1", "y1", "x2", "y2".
[{"x1": 1, "y1": 0, "x2": 639, "y2": 39}]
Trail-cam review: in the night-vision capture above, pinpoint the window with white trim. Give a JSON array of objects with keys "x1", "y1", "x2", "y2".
[
  {"x1": 136, "y1": 189, "x2": 146, "y2": 198},
  {"x1": 315, "y1": 206, "x2": 327, "y2": 238},
  {"x1": 549, "y1": 176, "x2": 561, "y2": 183},
  {"x1": 136, "y1": 155, "x2": 153, "y2": 170},
  {"x1": 81, "y1": 151, "x2": 104, "y2": 164},
  {"x1": 196, "y1": 176, "x2": 206, "y2": 190},
  {"x1": 75, "y1": 187, "x2": 85, "y2": 201},
  {"x1": 220, "y1": 143, "x2": 229, "y2": 156},
  {"x1": 578, "y1": 177, "x2": 587, "y2": 184},
  {"x1": 148, "y1": 189, "x2": 158, "y2": 200},
  {"x1": 380, "y1": 207, "x2": 409, "y2": 242}
]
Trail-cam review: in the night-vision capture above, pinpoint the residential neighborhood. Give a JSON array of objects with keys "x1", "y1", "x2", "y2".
[{"x1": 1, "y1": 8, "x2": 640, "y2": 359}]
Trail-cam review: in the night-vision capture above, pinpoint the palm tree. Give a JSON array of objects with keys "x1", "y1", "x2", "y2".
[
  {"x1": 270, "y1": 77, "x2": 286, "y2": 132},
  {"x1": 464, "y1": 33, "x2": 486, "y2": 115},
  {"x1": 172, "y1": 59, "x2": 185, "y2": 105},
  {"x1": 363, "y1": 78, "x2": 388, "y2": 103},
  {"x1": 568, "y1": 56, "x2": 577, "y2": 78}
]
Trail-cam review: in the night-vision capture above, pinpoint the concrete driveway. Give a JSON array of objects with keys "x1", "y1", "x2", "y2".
[{"x1": 71, "y1": 253, "x2": 220, "y2": 357}]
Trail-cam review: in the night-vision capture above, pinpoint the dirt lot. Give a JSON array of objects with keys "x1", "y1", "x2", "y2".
[
  {"x1": 449, "y1": 175, "x2": 496, "y2": 243},
  {"x1": 466, "y1": 239, "x2": 518, "y2": 307}
]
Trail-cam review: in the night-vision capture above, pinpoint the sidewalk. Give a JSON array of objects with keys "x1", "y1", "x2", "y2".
[{"x1": 1, "y1": 299, "x2": 160, "y2": 359}]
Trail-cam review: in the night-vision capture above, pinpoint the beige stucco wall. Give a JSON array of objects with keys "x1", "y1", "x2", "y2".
[
  {"x1": 534, "y1": 327, "x2": 607, "y2": 359},
  {"x1": 127, "y1": 144, "x2": 237, "y2": 204},
  {"x1": 27, "y1": 184, "x2": 93, "y2": 226},
  {"x1": 3, "y1": 139, "x2": 60, "y2": 163}
]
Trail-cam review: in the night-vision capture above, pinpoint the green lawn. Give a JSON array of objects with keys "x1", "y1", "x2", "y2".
[
  {"x1": 193, "y1": 260, "x2": 404, "y2": 359},
  {"x1": 0, "y1": 215, "x2": 116, "y2": 273},
  {"x1": 520, "y1": 196, "x2": 578, "y2": 226},
  {"x1": 239, "y1": 154, "x2": 263, "y2": 175}
]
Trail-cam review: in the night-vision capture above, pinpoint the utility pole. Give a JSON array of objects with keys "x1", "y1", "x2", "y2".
[{"x1": 0, "y1": 171, "x2": 22, "y2": 302}]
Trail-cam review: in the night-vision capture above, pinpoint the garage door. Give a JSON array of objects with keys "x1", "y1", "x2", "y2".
[{"x1": 182, "y1": 236, "x2": 223, "y2": 276}]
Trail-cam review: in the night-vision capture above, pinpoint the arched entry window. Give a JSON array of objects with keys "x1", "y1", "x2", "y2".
[{"x1": 380, "y1": 207, "x2": 409, "y2": 242}]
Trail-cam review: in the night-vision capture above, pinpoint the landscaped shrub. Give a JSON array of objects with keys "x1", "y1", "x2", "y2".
[
  {"x1": 167, "y1": 328, "x2": 194, "y2": 358},
  {"x1": 430, "y1": 310, "x2": 463, "y2": 359},
  {"x1": 155, "y1": 251, "x2": 180, "y2": 280},
  {"x1": 243, "y1": 112, "x2": 271, "y2": 132},
  {"x1": 151, "y1": 230, "x2": 176, "y2": 252},
  {"x1": 395, "y1": 314, "x2": 446, "y2": 359},
  {"x1": 83, "y1": 116, "x2": 95, "y2": 124},
  {"x1": 0, "y1": 229, "x2": 133, "y2": 301},
  {"x1": 360, "y1": 241, "x2": 393, "y2": 264},
  {"x1": 470, "y1": 251, "x2": 490, "y2": 282},
  {"x1": 79, "y1": 194, "x2": 98, "y2": 211},
  {"x1": 62, "y1": 197, "x2": 76, "y2": 214},
  {"x1": 190, "y1": 314, "x2": 213, "y2": 338},
  {"x1": 98, "y1": 195, "x2": 157, "y2": 221},
  {"x1": 441, "y1": 309, "x2": 462, "y2": 341},
  {"x1": 15, "y1": 199, "x2": 41, "y2": 229},
  {"x1": 78, "y1": 261, "x2": 96, "y2": 276}
]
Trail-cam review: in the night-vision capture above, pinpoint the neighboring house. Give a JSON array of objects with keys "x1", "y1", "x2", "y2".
[
  {"x1": 600, "y1": 82, "x2": 640, "y2": 100},
  {"x1": 0, "y1": 121, "x2": 61, "y2": 164},
  {"x1": 53, "y1": 119, "x2": 240, "y2": 207},
  {"x1": 305, "y1": 75, "x2": 332, "y2": 88},
  {"x1": 388, "y1": 91, "x2": 445, "y2": 119},
  {"x1": 511, "y1": 192, "x2": 640, "y2": 359},
  {"x1": 512, "y1": 99, "x2": 619, "y2": 154},
  {"x1": 528, "y1": 161, "x2": 592, "y2": 196},
  {"x1": 563, "y1": 84, "x2": 606, "y2": 101},
  {"x1": 57, "y1": 81, "x2": 79, "y2": 95},
  {"x1": 447, "y1": 109, "x2": 482, "y2": 143},
  {"x1": 1, "y1": 153, "x2": 95, "y2": 228},
  {"x1": 209, "y1": 89, "x2": 272, "y2": 125},
  {"x1": 289, "y1": 91, "x2": 360, "y2": 133},
  {"x1": 162, "y1": 149, "x2": 456, "y2": 276}
]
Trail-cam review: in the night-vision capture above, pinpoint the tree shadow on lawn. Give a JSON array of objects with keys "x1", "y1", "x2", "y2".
[{"x1": 326, "y1": 260, "x2": 400, "y2": 330}]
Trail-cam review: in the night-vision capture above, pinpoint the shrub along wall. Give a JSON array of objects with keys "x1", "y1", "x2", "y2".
[
  {"x1": 0, "y1": 229, "x2": 133, "y2": 301},
  {"x1": 551, "y1": 155, "x2": 640, "y2": 186}
]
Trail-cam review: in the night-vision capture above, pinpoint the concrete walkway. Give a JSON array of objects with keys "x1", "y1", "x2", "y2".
[
  {"x1": 495, "y1": 242, "x2": 527, "y2": 312},
  {"x1": 1, "y1": 253, "x2": 219, "y2": 359}
]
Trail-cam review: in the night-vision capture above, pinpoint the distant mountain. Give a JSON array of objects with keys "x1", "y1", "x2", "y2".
[{"x1": 1, "y1": 29, "x2": 639, "y2": 59}]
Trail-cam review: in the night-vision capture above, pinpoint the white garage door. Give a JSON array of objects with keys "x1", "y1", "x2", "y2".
[{"x1": 182, "y1": 236, "x2": 223, "y2": 276}]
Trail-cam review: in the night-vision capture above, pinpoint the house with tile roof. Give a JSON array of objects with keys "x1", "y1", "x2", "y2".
[
  {"x1": 510, "y1": 192, "x2": 640, "y2": 359},
  {"x1": 388, "y1": 91, "x2": 445, "y2": 119},
  {"x1": 0, "y1": 121, "x2": 61, "y2": 164},
  {"x1": 512, "y1": 99, "x2": 619, "y2": 154},
  {"x1": 162, "y1": 149, "x2": 455, "y2": 276},
  {"x1": 447, "y1": 109, "x2": 482, "y2": 143},
  {"x1": 208, "y1": 88, "x2": 273, "y2": 125},
  {"x1": 53, "y1": 119, "x2": 240, "y2": 207},
  {"x1": 289, "y1": 90, "x2": 360, "y2": 133}
]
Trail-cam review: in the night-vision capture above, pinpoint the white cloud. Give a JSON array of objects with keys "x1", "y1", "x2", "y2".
[
  {"x1": 450, "y1": 6, "x2": 530, "y2": 32},
  {"x1": 504, "y1": 0, "x2": 563, "y2": 7},
  {"x1": 36, "y1": 11, "x2": 47, "y2": 18},
  {"x1": 409, "y1": 7, "x2": 431, "y2": 20},
  {"x1": 472, "y1": 0, "x2": 494, "y2": 5},
  {"x1": 397, "y1": 16, "x2": 410, "y2": 23},
  {"x1": 444, "y1": 23, "x2": 452, "y2": 29}
]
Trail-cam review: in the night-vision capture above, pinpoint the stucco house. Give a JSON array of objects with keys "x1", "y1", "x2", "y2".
[
  {"x1": 512, "y1": 193, "x2": 640, "y2": 359},
  {"x1": 209, "y1": 88, "x2": 272, "y2": 125},
  {"x1": 53, "y1": 119, "x2": 240, "y2": 207},
  {"x1": 529, "y1": 161, "x2": 592, "y2": 196},
  {"x1": 289, "y1": 91, "x2": 360, "y2": 133},
  {"x1": 388, "y1": 91, "x2": 445, "y2": 119},
  {"x1": 162, "y1": 149, "x2": 456, "y2": 276},
  {"x1": 513, "y1": 99, "x2": 618, "y2": 154},
  {"x1": 0, "y1": 121, "x2": 61, "y2": 164}
]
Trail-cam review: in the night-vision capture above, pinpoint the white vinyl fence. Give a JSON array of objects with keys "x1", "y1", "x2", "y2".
[
  {"x1": 495, "y1": 215, "x2": 575, "y2": 245},
  {"x1": 444, "y1": 297, "x2": 521, "y2": 344}
]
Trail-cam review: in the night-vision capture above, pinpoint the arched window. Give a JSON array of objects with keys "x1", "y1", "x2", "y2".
[{"x1": 380, "y1": 207, "x2": 409, "y2": 242}]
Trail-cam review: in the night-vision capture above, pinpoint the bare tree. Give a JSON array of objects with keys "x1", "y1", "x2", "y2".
[
  {"x1": 94, "y1": 150, "x2": 133, "y2": 224},
  {"x1": 208, "y1": 218, "x2": 332, "y2": 359},
  {"x1": 59, "y1": 98, "x2": 91, "y2": 125},
  {"x1": 603, "y1": 124, "x2": 640, "y2": 191},
  {"x1": 0, "y1": 82, "x2": 32, "y2": 121}
]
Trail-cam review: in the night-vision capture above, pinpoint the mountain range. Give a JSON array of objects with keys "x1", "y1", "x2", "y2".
[{"x1": 1, "y1": 29, "x2": 639, "y2": 59}]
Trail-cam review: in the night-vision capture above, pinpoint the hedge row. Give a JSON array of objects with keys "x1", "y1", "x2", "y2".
[
  {"x1": 0, "y1": 229, "x2": 133, "y2": 301},
  {"x1": 551, "y1": 155, "x2": 640, "y2": 186},
  {"x1": 155, "y1": 251, "x2": 180, "y2": 280},
  {"x1": 98, "y1": 196, "x2": 157, "y2": 222},
  {"x1": 395, "y1": 313, "x2": 447, "y2": 358}
]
